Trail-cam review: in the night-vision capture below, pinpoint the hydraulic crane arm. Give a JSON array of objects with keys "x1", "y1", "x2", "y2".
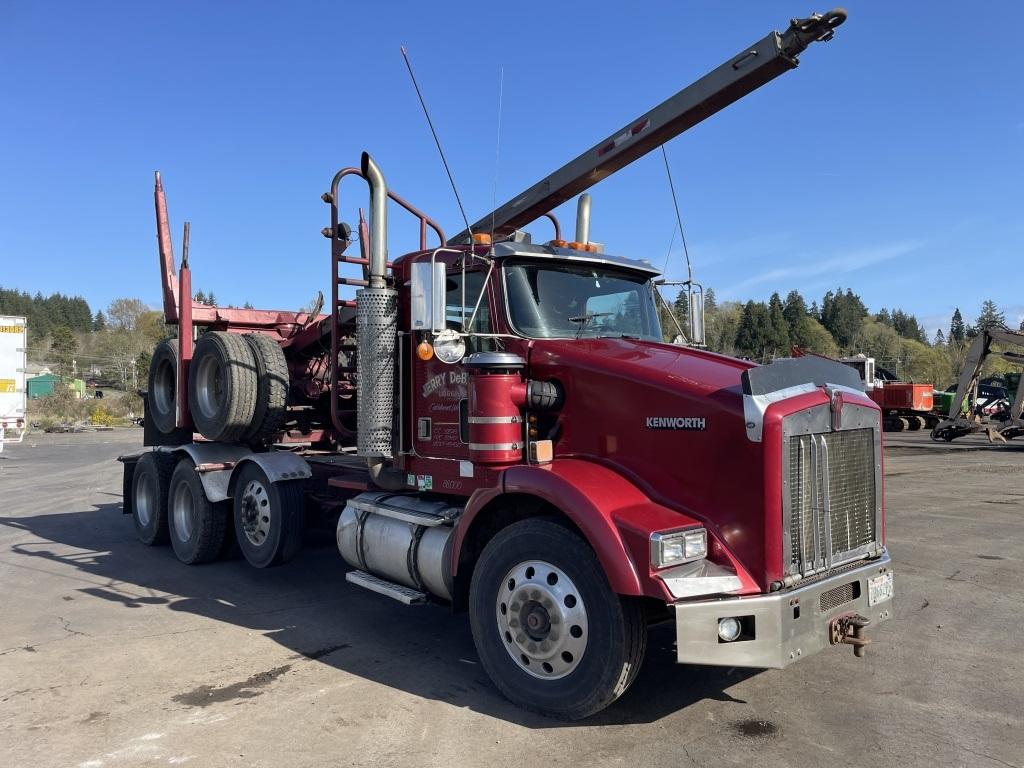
[{"x1": 449, "y1": 9, "x2": 847, "y2": 245}]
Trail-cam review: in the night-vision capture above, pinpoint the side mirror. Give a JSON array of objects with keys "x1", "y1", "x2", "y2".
[
  {"x1": 410, "y1": 261, "x2": 446, "y2": 331},
  {"x1": 688, "y1": 283, "x2": 705, "y2": 346}
]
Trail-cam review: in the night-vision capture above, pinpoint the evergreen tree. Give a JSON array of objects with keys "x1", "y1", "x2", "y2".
[
  {"x1": 767, "y1": 292, "x2": 791, "y2": 353},
  {"x1": 673, "y1": 289, "x2": 690, "y2": 331},
  {"x1": 875, "y1": 308, "x2": 892, "y2": 326},
  {"x1": 704, "y1": 288, "x2": 717, "y2": 312},
  {"x1": 891, "y1": 310, "x2": 926, "y2": 343},
  {"x1": 809, "y1": 300, "x2": 820, "y2": 319},
  {"x1": 735, "y1": 301, "x2": 771, "y2": 359},
  {"x1": 194, "y1": 290, "x2": 207, "y2": 304},
  {"x1": 207, "y1": 292, "x2": 218, "y2": 307},
  {"x1": 976, "y1": 299, "x2": 1006, "y2": 331},
  {"x1": 933, "y1": 328, "x2": 945, "y2": 346},
  {"x1": 782, "y1": 290, "x2": 808, "y2": 335},
  {"x1": 820, "y1": 288, "x2": 867, "y2": 348},
  {"x1": 50, "y1": 325, "x2": 77, "y2": 376},
  {"x1": 93, "y1": 311, "x2": 107, "y2": 331},
  {"x1": 949, "y1": 308, "x2": 965, "y2": 343},
  {"x1": 243, "y1": 301, "x2": 254, "y2": 309}
]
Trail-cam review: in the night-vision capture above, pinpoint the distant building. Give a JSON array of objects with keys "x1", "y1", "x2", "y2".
[{"x1": 26, "y1": 374, "x2": 86, "y2": 399}]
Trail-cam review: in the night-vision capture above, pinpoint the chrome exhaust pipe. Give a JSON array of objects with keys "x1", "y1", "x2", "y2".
[
  {"x1": 575, "y1": 193, "x2": 591, "y2": 244},
  {"x1": 361, "y1": 152, "x2": 389, "y2": 289},
  {"x1": 355, "y1": 153, "x2": 403, "y2": 490}
]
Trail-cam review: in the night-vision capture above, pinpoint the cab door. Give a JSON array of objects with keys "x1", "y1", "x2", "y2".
[{"x1": 411, "y1": 268, "x2": 493, "y2": 459}]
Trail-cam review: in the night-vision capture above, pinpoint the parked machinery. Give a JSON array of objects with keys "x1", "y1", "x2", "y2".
[
  {"x1": 838, "y1": 355, "x2": 936, "y2": 431},
  {"x1": 931, "y1": 328, "x2": 1024, "y2": 442},
  {"x1": 120, "y1": 9, "x2": 896, "y2": 721}
]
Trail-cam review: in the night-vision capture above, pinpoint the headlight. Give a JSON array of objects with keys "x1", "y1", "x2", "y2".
[
  {"x1": 432, "y1": 329, "x2": 466, "y2": 365},
  {"x1": 650, "y1": 527, "x2": 707, "y2": 568}
]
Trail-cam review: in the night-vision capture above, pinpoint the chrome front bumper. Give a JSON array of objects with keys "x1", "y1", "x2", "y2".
[{"x1": 674, "y1": 554, "x2": 893, "y2": 668}]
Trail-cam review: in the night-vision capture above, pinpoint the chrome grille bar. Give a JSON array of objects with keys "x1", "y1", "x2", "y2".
[{"x1": 785, "y1": 425, "x2": 878, "y2": 578}]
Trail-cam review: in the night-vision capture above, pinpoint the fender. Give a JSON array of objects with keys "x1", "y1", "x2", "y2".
[
  {"x1": 455, "y1": 458, "x2": 703, "y2": 600},
  {"x1": 159, "y1": 445, "x2": 311, "y2": 503}
]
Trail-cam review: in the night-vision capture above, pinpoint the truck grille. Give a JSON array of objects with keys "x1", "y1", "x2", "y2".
[{"x1": 787, "y1": 428, "x2": 877, "y2": 576}]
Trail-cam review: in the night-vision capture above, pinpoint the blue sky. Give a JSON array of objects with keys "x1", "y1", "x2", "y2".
[{"x1": 1, "y1": 1, "x2": 1021, "y2": 338}]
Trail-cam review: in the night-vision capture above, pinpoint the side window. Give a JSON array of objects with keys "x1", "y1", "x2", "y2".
[{"x1": 446, "y1": 270, "x2": 493, "y2": 351}]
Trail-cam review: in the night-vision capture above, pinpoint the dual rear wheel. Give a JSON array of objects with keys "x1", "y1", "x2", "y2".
[{"x1": 131, "y1": 455, "x2": 303, "y2": 569}]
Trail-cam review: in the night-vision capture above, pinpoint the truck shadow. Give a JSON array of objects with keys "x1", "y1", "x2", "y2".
[{"x1": 0, "y1": 503, "x2": 758, "y2": 727}]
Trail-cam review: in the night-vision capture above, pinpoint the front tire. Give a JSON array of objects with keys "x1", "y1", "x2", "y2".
[
  {"x1": 168, "y1": 458, "x2": 229, "y2": 564},
  {"x1": 469, "y1": 518, "x2": 646, "y2": 720},
  {"x1": 232, "y1": 463, "x2": 305, "y2": 568}
]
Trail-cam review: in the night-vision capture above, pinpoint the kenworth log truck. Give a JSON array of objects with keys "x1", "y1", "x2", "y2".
[{"x1": 121, "y1": 9, "x2": 894, "y2": 720}]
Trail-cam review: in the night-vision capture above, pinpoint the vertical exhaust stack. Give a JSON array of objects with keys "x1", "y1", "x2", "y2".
[
  {"x1": 575, "y1": 193, "x2": 591, "y2": 244},
  {"x1": 356, "y1": 153, "x2": 404, "y2": 489}
]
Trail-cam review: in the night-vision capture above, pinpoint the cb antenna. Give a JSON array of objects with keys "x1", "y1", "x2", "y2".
[
  {"x1": 490, "y1": 65, "x2": 505, "y2": 244},
  {"x1": 661, "y1": 145, "x2": 693, "y2": 284},
  {"x1": 400, "y1": 46, "x2": 473, "y2": 239}
]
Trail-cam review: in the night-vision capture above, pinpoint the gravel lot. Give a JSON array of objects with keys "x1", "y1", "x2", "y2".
[{"x1": 1, "y1": 429, "x2": 1021, "y2": 767}]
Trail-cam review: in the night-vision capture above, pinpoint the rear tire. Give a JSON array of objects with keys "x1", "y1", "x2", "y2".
[
  {"x1": 232, "y1": 463, "x2": 305, "y2": 568},
  {"x1": 147, "y1": 340, "x2": 178, "y2": 435},
  {"x1": 243, "y1": 334, "x2": 289, "y2": 440},
  {"x1": 131, "y1": 451, "x2": 175, "y2": 545},
  {"x1": 188, "y1": 332, "x2": 258, "y2": 442},
  {"x1": 168, "y1": 458, "x2": 229, "y2": 564},
  {"x1": 469, "y1": 518, "x2": 646, "y2": 721}
]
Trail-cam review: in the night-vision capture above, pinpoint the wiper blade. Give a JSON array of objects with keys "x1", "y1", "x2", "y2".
[{"x1": 567, "y1": 311, "x2": 614, "y2": 323}]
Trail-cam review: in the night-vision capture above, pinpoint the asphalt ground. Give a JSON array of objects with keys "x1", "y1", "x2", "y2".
[{"x1": 0, "y1": 429, "x2": 1021, "y2": 768}]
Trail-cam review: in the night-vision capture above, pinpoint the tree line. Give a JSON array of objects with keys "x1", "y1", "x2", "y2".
[{"x1": 663, "y1": 287, "x2": 1022, "y2": 387}]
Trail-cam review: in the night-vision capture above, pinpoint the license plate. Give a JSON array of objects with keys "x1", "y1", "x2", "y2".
[{"x1": 868, "y1": 572, "x2": 893, "y2": 606}]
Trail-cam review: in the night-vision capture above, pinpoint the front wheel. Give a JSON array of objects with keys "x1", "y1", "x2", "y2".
[{"x1": 469, "y1": 518, "x2": 647, "y2": 720}]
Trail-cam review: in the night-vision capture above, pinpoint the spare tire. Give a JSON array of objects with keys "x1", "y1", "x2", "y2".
[
  {"x1": 243, "y1": 334, "x2": 289, "y2": 440},
  {"x1": 188, "y1": 331, "x2": 257, "y2": 442},
  {"x1": 147, "y1": 339, "x2": 179, "y2": 435}
]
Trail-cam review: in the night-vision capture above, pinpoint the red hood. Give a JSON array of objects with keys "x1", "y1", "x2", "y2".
[
  {"x1": 529, "y1": 337, "x2": 754, "y2": 414},
  {"x1": 526, "y1": 338, "x2": 771, "y2": 578}
]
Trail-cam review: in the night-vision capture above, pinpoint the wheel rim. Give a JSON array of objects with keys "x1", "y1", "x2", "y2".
[
  {"x1": 194, "y1": 355, "x2": 224, "y2": 421},
  {"x1": 495, "y1": 559, "x2": 588, "y2": 680},
  {"x1": 135, "y1": 470, "x2": 157, "y2": 527},
  {"x1": 172, "y1": 482, "x2": 196, "y2": 541},
  {"x1": 239, "y1": 479, "x2": 271, "y2": 547},
  {"x1": 152, "y1": 358, "x2": 175, "y2": 419}
]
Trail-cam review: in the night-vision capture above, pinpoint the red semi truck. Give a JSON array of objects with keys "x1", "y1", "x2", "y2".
[{"x1": 122, "y1": 9, "x2": 893, "y2": 720}]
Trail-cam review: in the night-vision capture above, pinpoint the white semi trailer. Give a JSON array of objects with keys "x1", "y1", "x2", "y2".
[{"x1": 0, "y1": 315, "x2": 27, "y2": 452}]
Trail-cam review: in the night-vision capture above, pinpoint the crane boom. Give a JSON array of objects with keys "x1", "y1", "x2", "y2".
[{"x1": 449, "y1": 9, "x2": 846, "y2": 245}]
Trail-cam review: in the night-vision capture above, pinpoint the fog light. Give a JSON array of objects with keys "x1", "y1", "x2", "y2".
[{"x1": 718, "y1": 617, "x2": 742, "y2": 642}]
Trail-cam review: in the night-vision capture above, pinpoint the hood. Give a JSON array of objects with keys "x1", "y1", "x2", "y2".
[
  {"x1": 530, "y1": 337, "x2": 754, "y2": 415},
  {"x1": 527, "y1": 337, "x2": 768, "y2": 583}
]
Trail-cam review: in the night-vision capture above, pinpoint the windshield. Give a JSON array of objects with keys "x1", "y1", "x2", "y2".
[{"x1": 504, "y1": 260, "x2": 662, "y2": 340}]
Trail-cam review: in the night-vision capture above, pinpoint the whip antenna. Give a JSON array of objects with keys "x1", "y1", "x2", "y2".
[
  {"x1": 490, "y1": 66, "x2": 504, "y2": 243},
  {"x1": 400, "y1": 46, "x2": 473, "y2": 238},
  {"x1": 661, "y1": 145, "x2": 693, "y2": 284}
]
